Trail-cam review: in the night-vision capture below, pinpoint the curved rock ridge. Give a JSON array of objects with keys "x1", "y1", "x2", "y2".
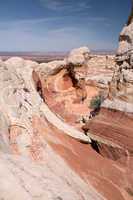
[
  {"x1": 39, "y1": 60, "x2": 66, "y2": 76},
  {"x1": 40, "y1": 103, "x2": 91, "y2": 142},
  {"x1": 0, "y1": 53, "x2": 97, "y2": 199},
  {"x1": 0, "y1": 56, "x2": 90, "y2": 153}
]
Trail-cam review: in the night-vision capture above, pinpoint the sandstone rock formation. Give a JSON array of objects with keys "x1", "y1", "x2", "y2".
[
  {"x1": 36, "y1": 47, "x2": 91, "y2": 104},
  {"x1": 88, "y1": 55, "x2": 115, "y2": 70},
  {"x1": 0, "y1": 56, "x2": 96, "y2": 200},
  {"x1": 0, "y1": 45, "x2": 132, "y2": 200},
  {"x1": 66, "y1": 46, "x2": 90, "y2": 66},
  {"x1": 80, "y1": 55, "x2": 115, "y2": 97},
  {"x1": 82, "y1": 5, "x2": 133, "y2": 199},
  {"x1": 103, "y1": 5, "x2": 133, "y2": 113}
]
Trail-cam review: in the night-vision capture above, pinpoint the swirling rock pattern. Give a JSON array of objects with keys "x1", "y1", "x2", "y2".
[{"x1": 0, "y1": 42, "x2": 132, "y2": 200}]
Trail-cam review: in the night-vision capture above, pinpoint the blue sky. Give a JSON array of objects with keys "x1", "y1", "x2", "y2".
[{"x1": 0, "y1": 0, "x2": 131, "y2": 51}]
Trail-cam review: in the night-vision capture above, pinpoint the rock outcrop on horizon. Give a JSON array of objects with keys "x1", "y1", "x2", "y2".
[{"x1": 66, "y1": 46, "x2": 90, "y2": 66}]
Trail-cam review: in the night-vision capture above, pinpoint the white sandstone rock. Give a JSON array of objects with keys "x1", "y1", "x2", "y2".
[
  {"x1": 39, "y1": 60, "x2": 66, "y2": 75},
  {"x1": 5, "y1": 57, "x2": 25, "y2": 68},
  {"x1": 67, "y1": 46, "x2": 90, "y2": 65}
]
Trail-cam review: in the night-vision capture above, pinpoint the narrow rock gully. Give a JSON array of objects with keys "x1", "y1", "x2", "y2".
[{"x1": 33, "y1": 71, "x2": 125, "y2": 162}]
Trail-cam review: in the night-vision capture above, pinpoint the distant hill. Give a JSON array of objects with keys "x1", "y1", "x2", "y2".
[
  {"x1": 0, "y1": 50, "x2": 115, "y2": 63},
  {"x1": 92, "y1": 49, "x2": 116, "y2": 55},
  {"x1": 0, "y1": 51, "x2": 67, "y2": 63}
]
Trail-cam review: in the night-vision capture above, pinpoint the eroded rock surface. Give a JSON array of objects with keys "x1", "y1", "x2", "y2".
[
  {"x1": 82, "y1": 5, "x2": 133, "y2": 198},
  {"x1": 106, "y1": 5, "x2": 133, "y2": 112},
  {"x1": 0, "y1": 41, "x2": 132, "y2": 200}
]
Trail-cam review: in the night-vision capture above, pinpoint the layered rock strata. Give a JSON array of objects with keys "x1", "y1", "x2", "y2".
[{"x1": 83, "y1": 5, "x2": 133, "y2": 197}]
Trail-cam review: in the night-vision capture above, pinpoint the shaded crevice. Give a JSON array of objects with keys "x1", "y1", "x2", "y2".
[
  {"x1": 66, "y1": 63, "x2": 87, "y2": 102},
  {"x1": 36, "y1": 80, "x2": 43, "y2": 99},
  {"x1": 90, "y1": 139, "x2": 100, "y2": 154},
  {"x1": 32, "y1": 70, "x2": 44, "y2": 99},
  {"x1": 119, "y1": 35, "x2": 131, "y2": 43},
  {"x1": 90, "y1": 137, "x2": 127, "y2": 162},
  {"x1": 66, "y1": 63, "x2": 78, "y2": 87}
]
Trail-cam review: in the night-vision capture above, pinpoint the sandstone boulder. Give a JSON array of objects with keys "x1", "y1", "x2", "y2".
[{"x1": 67, "y1": 46, "x2": 90, "y2": 65}]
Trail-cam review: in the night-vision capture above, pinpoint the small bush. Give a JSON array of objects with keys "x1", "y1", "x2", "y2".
[{"x1": 90, "y1": 95, "x2": 103, "y2": 110}]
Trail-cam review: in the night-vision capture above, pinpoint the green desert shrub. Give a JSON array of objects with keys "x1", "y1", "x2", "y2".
[{"x1": 90, "y1": 95, "x2": 104, "y2": 110}]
